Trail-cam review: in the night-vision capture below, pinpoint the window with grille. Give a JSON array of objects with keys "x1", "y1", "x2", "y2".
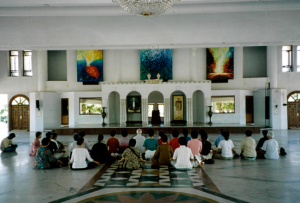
[
  {"x1": 148, "y1": 104, "x2": 154, "y2": 117},
  {"x1": 158, "y1": 103, "x2": 164, "y2": 117},
  {"x1": 282, "y1": 46, "x2": 292, "y2": 72},
  {"x1": 10, "y1": 51, "x2": 19, "y2": 76},
  {"x1": 23, "y1": 50, "x2": 32, "y2": 76}
]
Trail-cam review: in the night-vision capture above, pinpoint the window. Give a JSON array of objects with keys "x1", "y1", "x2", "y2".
[
  {"x1": 10, "y1": 51, "x2": 19, "y2": 76},
  {"x1": 211, "y1": 96, "x2": 235, "y2": 113},
  {"x1": 282, "y1": 46, "x2": 292, "y2": 72},
  {"x1": 158, "y1": 103, "x2": 164, "y2": 117},
  {"x1": 148, "y1": 103, "x2": 154, "y2": 117},
  {"x1": 23, "y1": 50, "x2": 32, "y2": 76},
  {"x1": 297, "y1": 46, "x2": 300, "y2": 72},
  {"x1": 288, "y1": 93, "x2": 300, "y2": 102},
  {"x1": 79, "y1": 98, "x2": 102, "y2": 115},
  {"x1": 11, "y1": 96, "x2": 29, "y2": 105}
]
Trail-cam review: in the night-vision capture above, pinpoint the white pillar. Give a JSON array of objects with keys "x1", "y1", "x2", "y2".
[
  {"x1": 267, "y1": 46, "x2": 278, "y2": 89},
  {"x1": 120, "y1": 99, "x2": 126, "y2": 126},
  {"x1": 103, "y1": 99, "x2": 109, "y2": 125},
  {"x1": 142, "y1": 98, "x2": 148, "y2": 125},
  {"x1": 37, "y1": 50, "x2": 47, "y2": 92},
  {"x1": 164, "y1": 98, "x2": 170, "y2": 126},
  {"x1": 187, "y1": 98, "x2": 193, "y2": 125}
]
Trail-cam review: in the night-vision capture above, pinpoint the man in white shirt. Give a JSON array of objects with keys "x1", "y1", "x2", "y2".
[
  {"x1": 133, "y1": 129, "x2": 145, "y2": 154},
  {"x1": 214, "y1": 131, "x2": 235, "y2": 160},
  {"x1": 261, "y1": 131, "x2": 279, "y2": 159},
  {"x1": 240, "y1": 130, "x2": 257, "y2": 160},
  {"x1": 170, "y1": 137, "x2": 194, "y2": 170}
]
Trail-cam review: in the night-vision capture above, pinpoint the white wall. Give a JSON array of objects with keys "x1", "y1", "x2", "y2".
[
  {"x1": 270, "y1": 89, "x2": 288, "y2": 129},
  {"x1": 42, "y1": 92, "x2": 61, "y2": 129}
]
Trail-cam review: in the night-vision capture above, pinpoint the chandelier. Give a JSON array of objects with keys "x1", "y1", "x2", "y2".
[{"x1": 112, "y1": 0, "x2": 178, "y2": 16}]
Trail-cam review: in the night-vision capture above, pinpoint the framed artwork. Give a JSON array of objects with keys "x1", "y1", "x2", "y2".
[
  {"x1": 77, "y1": 50, "x2": 103, "y2": 82},
  {"x1": 207, "y1": 47, "x2": 234, "y2": 83},
  {"x1": 140, "y1": 49, "x2": 172, "y2": 80},
  {"x1": 173, "y1": 95, "x2": 184, "y2": 120},
  {"x1": 127, "y1": 96, "x2": 141, "y2": 113}
]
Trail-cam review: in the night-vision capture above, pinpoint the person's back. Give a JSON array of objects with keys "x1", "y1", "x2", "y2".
[
  {"x1": 256, "y1": 130, "x2": 269, "y2": 151},
  {"x1": 187, "y1": 130, "x2": 202, "y2": 156},
  {"x1": 214, "y1": 129, "x2": 224, "y2": 148},
  {"x1": 119, "y1": 130, "x2": 129, "y2": 153},
  {"x1": 171, "y1": 137, "x2": 194, "y2": 170},
  {"x1": 91, "y1": 134, "x2": 115, "y2": 163},
  {"x1": 143, "y1": 129, "x2": 158, "y2": 159},
  {"x1": 107, "y1": 131, "x2": 119, "y2": 154},
  {"x1": 157, "y1": 131, "x2": 169, "y2": 145},
  {"x1": 1, "y1": 137, "x2": 12, "y2": 151},
  {"x1": 71, "y1": 148, "x2": 91, "y2": 168},
  {"x1": 218, "y1": 139, "x2": 234, "y2": 157},
  {"x1": 1, "y1": 133, "x2": 18, "y2": 152},
  {"x1": 241, "y1": 130, "x2": 256, "y2": 158},
  {"x1": 262, "y1": 133, "x2": 279, "y2": 160},
  {"x1": 183, "y1": 129, "x2": 191, "y2": 147},
  {"x1": 152, "y1": 135, "x2": 173, "y2": 165},
  {"x1": 170, "y1": 129, "x2": 180, "y2": 152},
  {"x1": 133, "y1": 129, "x2": 145, "y2": 153}
]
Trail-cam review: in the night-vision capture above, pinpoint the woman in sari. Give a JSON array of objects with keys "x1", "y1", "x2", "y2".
[
  {"x1": 118, "y1": 139, "x2": 146, "y2": 169},
  {"x1": 29, "y1": 132, "x2": 42, "y2": 156}
]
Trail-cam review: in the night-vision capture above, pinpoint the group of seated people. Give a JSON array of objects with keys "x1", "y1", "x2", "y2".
[{"x1": 0, "y1": 128, "x2": 281, "y2": 171}]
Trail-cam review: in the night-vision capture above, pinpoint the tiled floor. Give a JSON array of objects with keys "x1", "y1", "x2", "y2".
[{"x1": 1, "y1": 129, "x2": 300, "y2": 203}]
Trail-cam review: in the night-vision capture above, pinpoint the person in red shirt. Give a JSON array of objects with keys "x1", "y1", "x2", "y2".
[
  {"x1": 169, "y1": 129, "x2": 180, "y2": 152},
  {"x1": 107, "y1": 131, "x2": 119, "y2": 155},
  {"x1": 157, "y1": 131, "x2": 169, "y2": 145}
]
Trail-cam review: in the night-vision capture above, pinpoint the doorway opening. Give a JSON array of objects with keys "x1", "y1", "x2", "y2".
[
  {"x1": 61, "y1": 98, "x2": 69, "y2": 125},
  {"x1": 9, "y1": 95, "x2": 30, "y2": 131},
  {"x1": 246, "y1": 96, "x2": 254, "y2": 123},
  {"x1": 287, "y1": 91, "x2": 300, "y2": 128}
]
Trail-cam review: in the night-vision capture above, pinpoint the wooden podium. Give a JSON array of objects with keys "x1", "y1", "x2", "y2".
[{"x1": 151, "y1": 110, "x2": 161, "y2": 125}]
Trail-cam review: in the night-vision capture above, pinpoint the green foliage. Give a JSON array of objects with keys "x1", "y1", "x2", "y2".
[
  {"x1": 84, "y1": 104, "x2": 102, "y2": 114},
  {"x1": 215, "y1": 102, "x2": 234, "y2": 112},
  {"x1": 0, "y1": 104, "x2": 8, "y2": 122}
]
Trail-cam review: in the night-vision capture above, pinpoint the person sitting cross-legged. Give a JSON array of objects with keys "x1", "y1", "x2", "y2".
[
  {"x1": 199, "y1": 131, "x2": 214, "y2": 164},
  {"x1": 170, "y1": 137, "x2": 194, "y2": 170},
  {"x1": 187, "y1": 130, "x2": 202, "y2": 167},
  {"x1": 107, "y1": 131, "x2": 119, "y2": 156},
  {"x1": 79, "y1": 131, "x2": 91, "y2": 151},
  {"x1": 1, "y1": 133, "x2": 18, "y2": 152},
  {"x1": 91, "y1": 134, "x2": 116, "y2": 163},
  {"x1": 118, "y1": 139, "x2": 146, "y2": 169},
  {"x1": 143, "y1": 129, "x2": 159, "y2": 159},
  {"x1": 51, "y1": 133, "x2": 66, "y2": 159},
  {"x1": 213, "y1": 131, "x2": 235, "y2": 160},
  {"x1": 240, "y1": 130, "x2": 257, "y2": 160},
  {"x1": 68, "y1": 138, "x2": 100, "y2": 170},
  {"x1": 157, "y1": 131, "x2": 169, "y2": 145},
  {"x1": 133, "y1": 129, "x2": 145, "y2": 155},
  {"x1": 169, "y1": 129, "x2": 180, "y2": 152},
  {"x1": 152, "y1": 134, "x2": 173, "y2": 166},
  {"x1": 260, "y1": 131, "x2": 279, "y2": 160},
  {"x1": 256, "y1": 130, "x2": 269, "y2": 159},
  {"x1": 29, "y1": 131, "x2": 42, "y2": 156}
]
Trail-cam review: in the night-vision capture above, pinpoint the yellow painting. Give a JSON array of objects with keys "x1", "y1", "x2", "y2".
[{"x1": 173, "y1": 95, "x2": 184, "y2": 120}]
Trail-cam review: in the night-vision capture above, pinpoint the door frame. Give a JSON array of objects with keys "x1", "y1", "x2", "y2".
[
  {"x1": 9, "y1": 94, "x2": 30, "y2": 131},
  {"x1": 287, "y1": 91, "x2": 300, "y2": 128}
]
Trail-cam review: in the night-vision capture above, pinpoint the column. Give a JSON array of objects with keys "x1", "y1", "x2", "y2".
[
  {"x1": 186, "y1": 98, "x2": 193, "y2": 125},
  {"x1": 103, "y1": 99, "x2": 108, "y2": 125},
  {"x1": 164, "y1": 98, "x2": 170, "y2": 126},
  {"x1": 142, "y1": 98, "x2": 148, "y2": 125},
  {"x1": 120, "y1": 99, "x2": 126, "y2": 126}
]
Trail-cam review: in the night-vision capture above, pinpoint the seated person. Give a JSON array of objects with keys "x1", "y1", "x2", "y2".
[
  {"x1": 214, "y1": 131, "x2": 235, "y2": 160},
  {"x1": 68, "y1": 138, "x2": 100, "y2": 169},
  {"x1": 143, "y1": 129, "x2": 159, "y2": 159},
  {"x1": 46, "y1": 132, "x2": 65, "y2": 159},
  {"x1": 51, "y1": 130, "x2": 65, "y2": 150},
  {"x1": 35, "y1": 138, "x2": 63, "y2": 169},
  {"x1": 169, "y1": 129, "x2": 180, "y2": 152},
  {"x1": 79, "y1": 131, "x2": 91, "y2": 151},
  {"x1": 183, "y1": 129, "x2": 191, "y2": 147},
  {"x1": 200, "y1": 132, "x2": 213, "y2": 163},
  {"x1": 107, "y1": 131, "x2": 119, "y2": 155},
  {"x1": 170, "y1": 137, "x2": 194, "y2": 170},
  {"x1": 118, "y1": 139, "x2": 146, "y2": 169},
  {"x1": 152, "y1": 134, "x2": 173, "y2": 165},
  {"x1": 240, "y1": 130, "x2": 257, "y2": 160},
  {"x1": 214, "y1": 129, "x2": 224, "y2": 149},
  {"x1": 187, "y1": 130, "x2": 202, "y2": 166},
  {"x1": 70, "y1": 133, "x2": 80, "y2": 155},
  {"x1": 157, "y1": 131, "x2": 169, "y2": 145},
  {"x1": 133, "y1": 129, "x2": 145, "y2": 154},
  {"x1": 91, "y1": 134, "x2": 116, "y2": 163},
  {"x1": 1, "y1": 133, "x2": 18, "y2": 152},
  {"x1": 29, "y1": 132, "x2": 42, "y2": 156},
  {"x1": 51, "y1": 133, "x2": 66, "y2": 159},
  {"x1": 118, "y1": 130, "x2": 130, "y2": 153},
  {"x1": 260, "y1": 131, "x2": 279, "y2": 160},
  {"x1": 256, "y1": 130, "x2": 269, "y2": 159}
]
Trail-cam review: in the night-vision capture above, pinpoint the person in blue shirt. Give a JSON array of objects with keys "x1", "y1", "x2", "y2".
[
  {"x1": 183, "y1": 129, "x2": 191, "y2": 147},
  {"x1": 214, "y1": 129, "x2": 224, "y2": 148},
  {"x1": 143, "y1": 129, "x2": 159, "y2": 159}
]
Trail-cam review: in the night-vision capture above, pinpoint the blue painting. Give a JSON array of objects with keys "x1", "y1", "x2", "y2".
[
  {"x1": 77, "y1": 50, "x2": 103, "y2": 82},
  {"x1": 140, "y1": 49, "x2": 172, "y2": 80}
]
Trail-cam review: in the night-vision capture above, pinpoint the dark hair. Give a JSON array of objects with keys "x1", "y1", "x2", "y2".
[
  {"x1": 79, "y1": 131, "x2": 86, "y2": 137},
  {"x1": 199, "y1": 129, "x2": 206, "y2": 136},
  {"x1": 219, "y1": 129, "x2": 224, "y2": 134},
  {"x1": 35, "y1": 132, "x2": 42, "y2": 138},
  {"x1": 41, "y1": 138, "x2": 50, "y2": 146},
  {"x1": 129, "y1": 139, "x2": 136, "y2": 147},
  {"x1": 182, "y1": 129, "x2": 188, "y2": 137},
  {"x1": 98, "y1": 134, "x2": 104, "y2": 142},
  {"x1": 46, "y1": 132, "x2": 52, "y2": 139},
  {"x1": 159, "y1": 131, "x2": 164, "y2": 137},
  {"x1": 148, "y1": 129, "x2": 154, "y2": 137},
  {"x1": 161, "y1": 134, "x2": 168, "y2": 143},
  {"x1": 52, "y1": 133, "x2": 58, "y2": 139},
  {"x1": 172, "y1": 129, "x2": 179, "y2": 138},
  {"x1": 111, "y1": 131, "x2": 116, "y2": 137},
  {"x1": 201, "y1": 132, "x2": 208, "y2": 141},
  {"x1": 191, "y1": 130, "x2": 198, "y2": 139},
  {"x1": 222, "y1": 131, "x2": 230, "y2": 140},
  {"x1": 178, "y1": 137, "x2": 187, "y2": 145},
  {"x1": 73, "y1": 133, "x2": 80, "y2": 141},
  {"x1": 77, "y1": 138, "x2": 84, "y2": 146},
  {"x1": 121, "y1": 130, "x2": 128, "y2": 137},
  {"x1": 245, "y1": 130, "x2": 252, "y2": 137},
  {"x1": 262, "y1": 130, "x2": 268, "y2": 136},
  {"x1": 8, "y1": 133, "x2": 16, "y2": 139}
]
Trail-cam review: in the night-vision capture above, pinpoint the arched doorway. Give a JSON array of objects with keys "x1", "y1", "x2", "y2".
[
  {"x1": 193, "y1": 90, "x2": 205, "y2": 124},
  {"x1": 108, "y1": 91, "x2": 120, "y2": 124},
  {"x1": 9, "y1": 95, "x2": 30, "y2": 131},
  {"x1": 148, "y1": 91, "x2": 164, "y2": 124},
  {"x1": 287, "y1": 91, "x2": 300, "y2": 128}
]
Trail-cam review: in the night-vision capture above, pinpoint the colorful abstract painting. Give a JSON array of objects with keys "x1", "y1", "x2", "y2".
[
  {"x1": 207, "y1": 47, "x2": 234, "y2": 82},
  {"x1": 77, "y1": 50, "x2": 103, "y2": 82},
  {"x1": 140, "y1": 49, "x2": 172, "y2": 80}
]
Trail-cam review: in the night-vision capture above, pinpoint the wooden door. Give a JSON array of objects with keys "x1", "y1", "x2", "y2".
[
  {"x1": 11, "y1": 105, "x2": 29, "y2": 130},
  {"x1": 246, "y1": 96, "x2": 254, "y2": 123},
  {"x1": 288, "y1": 102, "x2": 300, "y2": 128},
  {"x1": 61, "y1": 98, "x2": 69, "y2": 125}
]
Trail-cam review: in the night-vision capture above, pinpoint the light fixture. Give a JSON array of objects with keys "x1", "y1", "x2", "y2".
[{"x1": 112, "y1": 0, "x2": 179, "y2": 16}]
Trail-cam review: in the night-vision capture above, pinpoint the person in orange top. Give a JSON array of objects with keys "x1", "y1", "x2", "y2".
[
  {"x1": 169, "y1": 129, "x2": 180, "y2": 152},
  {"x1": 107, "y1": 131, "x2": 119, "y2": 156},
  {"x1": 157, "y1": 131, "x2": 169, "y2": 145}
]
